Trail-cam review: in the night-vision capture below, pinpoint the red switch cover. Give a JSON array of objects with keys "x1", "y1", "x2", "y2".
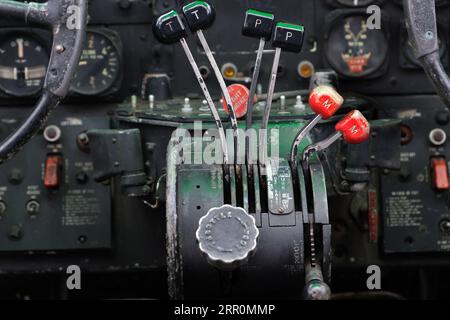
[
  {"x1": 44, "y1": 155, "x2": 62, "y2": 189},
  {"x1": 432, "y1": 158, "x2": 450, "y2": 190}
]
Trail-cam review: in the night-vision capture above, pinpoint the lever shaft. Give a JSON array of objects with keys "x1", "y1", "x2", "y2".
[
  {"x1": 197, "y1": 30, "x2": 239, "y2": 162},
  {"x1": 245, "y1": 38, "x2": 265, "y2": 163},
  {"x1": 180, "y1": 38, "x2": 229, "y2": 166},
  {"x1": 260, "y1": 47, "x2": 281, "y2": 168}
]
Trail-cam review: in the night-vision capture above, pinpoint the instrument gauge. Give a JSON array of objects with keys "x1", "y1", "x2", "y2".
[
  {"x1": 325, "y1": 15, "x2": 388, "y2": 78},
  {"x1": 0, "y1": 35, "x2": 49, "y2": 97},
  {"x1": 71, "y1": 30, "x2": 122, "y2": 96}
]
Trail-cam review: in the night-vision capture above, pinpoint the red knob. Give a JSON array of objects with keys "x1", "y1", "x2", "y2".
[
  {"x1": 222, "y1": 84, "x2": 251, "y2": 119},
  {"x1": 308, "y1": 86, "x2": 344, "y2": 119},
  {"x1": 335, "y1": 110, "x2": 370, "y2": 144}
]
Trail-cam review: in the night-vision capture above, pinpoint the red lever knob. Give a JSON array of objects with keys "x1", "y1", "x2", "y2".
[
  {"x1": 335, "y1": 110, "x2": 370, "y2": 144},
  {"x1": 308, "y1": 86, "x2": 344, "y2": 119}
]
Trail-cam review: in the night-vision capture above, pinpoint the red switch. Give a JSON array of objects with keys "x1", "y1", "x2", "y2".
[
  {"x1": 44, "y1": 155, "x2": 62, "y2": 189},
  {"x1": 432, "y1": 158, "x2": 450, "y2": 190}
]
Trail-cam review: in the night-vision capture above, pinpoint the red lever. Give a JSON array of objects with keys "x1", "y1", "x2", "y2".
[
  {"x1": 335, "y1": 110, "x2": 370, "y2": 144},
  {"x1": 308, "y1": 85, "x2": 344, "y2": 119}
]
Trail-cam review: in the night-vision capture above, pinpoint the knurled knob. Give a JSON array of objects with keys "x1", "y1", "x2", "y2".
[{"x1": 196, "y1": 205, "x2": 259, "y2": 271}]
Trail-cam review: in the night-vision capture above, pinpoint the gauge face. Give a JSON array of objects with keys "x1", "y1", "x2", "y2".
[
  {"x1": 71, "y1": 31, "x2": 121, "y2": 96},
  {"x1": 326, "y1": 15, "x2": 388, "y2": 78},
  {"x1": 0, "y1": 35, "x2": 48, "y2": 97}
]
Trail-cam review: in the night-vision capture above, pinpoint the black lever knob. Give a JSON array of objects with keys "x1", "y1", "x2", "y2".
[
  {"x1": 242, "y1": 9, "x2": 275, "y2": 41},
  {"x1": 182, "y1": 1, "x2": 215, "y2": 32},
  {"x1": 153, "y1": 10, "x2": 187, "y2": 44},
  {"x1": 272, "y1": 22, "x2": 305, "y2": 53}
]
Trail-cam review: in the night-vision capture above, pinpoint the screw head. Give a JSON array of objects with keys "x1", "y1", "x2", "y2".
[{"x1": 55, "y1": 45, "x2": 65, "y2": 53}]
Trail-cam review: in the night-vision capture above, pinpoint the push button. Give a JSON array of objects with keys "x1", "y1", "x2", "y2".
[
  {"x1": 44, "y1": 155, "x2": 62, "y2": 189},
  {"x1": 431, "y1": 158, "x2": 449, "y2": 190}
]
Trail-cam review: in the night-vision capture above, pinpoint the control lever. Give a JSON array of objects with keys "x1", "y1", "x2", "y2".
[
  {"x1": 304, "y1": 262, "x2": 331, "y2": 300},
  {"x1": 0, "y1": 0, "x2": 87, "y2": 162},
  {"x1": 260, "y1": 22, "x2": 305, "y2": 169},
  {"x1": 302, "y1": 110, "x2": 370, "y2": 165},
  {"x1": 182, "y1": 1, "x2": 239, "y2": 162},
  {"x1": 153, "y1": 10, "x2": 232, "y2": 198},
  {"x1": 301, "y1": 110, "x2": 369, "y2": 301},
  {"x1": 242, "y1": 9, "x2": 275, "y2": 163},
  {"x1": 290, "y1": 85, "x2": 344, "y2": 166}
]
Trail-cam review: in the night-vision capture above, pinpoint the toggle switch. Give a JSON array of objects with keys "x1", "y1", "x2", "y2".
[
  {"x1": 431, "y1": 157, "x2": 450, "y2": 190},
  {"x1": 44, "y1": 154, "x2": 62, "y2": 189}
]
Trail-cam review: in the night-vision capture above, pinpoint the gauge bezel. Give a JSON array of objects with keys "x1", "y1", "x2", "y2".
[
  {"x1": 0, "y1": 30, "x2": 51, "y2": 98},
  {"x1": 324, "y1": 9, "x2": 390, "y2": 79},
  {"x1": 70, "y1": 28, "x2": 123, "y2": 97}
]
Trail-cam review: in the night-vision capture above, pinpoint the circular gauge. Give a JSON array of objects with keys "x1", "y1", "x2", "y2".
[
  {"x1": 326, "y1": 15, "x2": 388, "y2": 78},
  {"x1": 71, "y1": 30, "x2": 121, "y2": 96},
  {"x1": 0, "y1": 35, "x2": 49, "y2": 97}
]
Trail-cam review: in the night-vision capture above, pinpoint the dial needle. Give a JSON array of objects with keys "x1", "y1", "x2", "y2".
[{"x1": 16, "y1": 38, "x2": 24, "y2": 59}]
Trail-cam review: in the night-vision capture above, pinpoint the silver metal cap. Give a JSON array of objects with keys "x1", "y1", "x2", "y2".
[{"x1": 196, "y1": 205, "x2": 259, "y2": 271}]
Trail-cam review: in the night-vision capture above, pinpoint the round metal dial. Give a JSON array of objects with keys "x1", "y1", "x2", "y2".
[
  {"x1": 196, "y1": 205, "x2": 259, "y2": 271},
  {"x1": 0, "y1": 35, "x2": 49, "y2": 97},
  {"x1": 71, "y1": 31, "x2": 120, "y2": 96},
  {"x1": 326, "y1": 15, "x2": 388, "y2": 78}
]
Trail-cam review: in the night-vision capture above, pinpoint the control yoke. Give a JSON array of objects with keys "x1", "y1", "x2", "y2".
[
  {"x1": 403, "y1": 0, "x2": 450, "y2": 108},
  {"x1": 0, "y1": 0, "x2": 87, "y2": 162}
]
